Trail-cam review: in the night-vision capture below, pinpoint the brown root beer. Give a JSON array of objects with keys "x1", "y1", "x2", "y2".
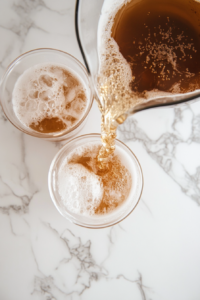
[
  {"x1": 112, "y1": 0, "x2": 200, "y2": 94},
  {"x1": 12, "y1": 63, "x2": 88, "y2": 134}
]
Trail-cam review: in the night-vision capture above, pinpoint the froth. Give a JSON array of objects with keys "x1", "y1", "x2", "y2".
[
  {"x1": 12, "y1": 63, "x2": 88, "y2": 132},
  {"x1": 58, "y1": 163, "x2": 103, "y2": 216},
  {"x1": 98, "y1": 0, "x2": 136, "y2": 118},
  {"x1": 58, "y1": 144, "x2": 103, "y2": 216}
]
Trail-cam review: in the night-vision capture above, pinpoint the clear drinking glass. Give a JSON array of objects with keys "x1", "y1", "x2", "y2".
[
  {"x1": 0, "y1": 48, "x2": 93, "y2": 141},
  {"x1": 48, "y1": 133, "x2": 143, "y2": 228}
]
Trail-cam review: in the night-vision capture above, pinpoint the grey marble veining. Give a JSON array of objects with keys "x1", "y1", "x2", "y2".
[
  {"x1": 118, "y1": 102, "x2": 200, "y2": 205},
  {"x1": 1, "y1": 0, "x2": 200, "y2": 300}
]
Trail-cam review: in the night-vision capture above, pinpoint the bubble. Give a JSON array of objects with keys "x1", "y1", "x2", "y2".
[
  {"x1": 25, "y1": 100, "x2": 38, "y2": 111},
  {"x1": 30, "y1": 80, "x2": 39, "y2": 89},
  {"x1": 39, "y1": 74, "x2": 53, "y2": 87},
  {"x1": 39, "y1": 90, "x2": 53, "y2": 101},
  {"x1": 29, "y1": 90, "x2": 38, "y2": 99},
  {"x1": 39, "y1": 102, "x2": 47, "y2": 112},
  {"x1": 48, "y1": 100, "x2": 55, "y2": 109}
]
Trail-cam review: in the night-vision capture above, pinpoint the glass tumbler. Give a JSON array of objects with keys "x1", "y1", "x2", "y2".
[
  {"x1": 48, "y1": 133, "x2": 143, "y2": 228},
  {"x1": 0, "y1": 48, "x2": 93, "y2": 141}
]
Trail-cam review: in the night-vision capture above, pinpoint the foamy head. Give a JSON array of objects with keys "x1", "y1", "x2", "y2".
[
  {"x1": 98, "y1": 0, "x2": 135, "y2": 118},
  {"x1": 98, "y1": 0, "x2": 155, "y2": 119},
  {"x1": 12, "y1": 63, "x2": 88, "y2": 132},
  {"x1": 58, "y1": 144, "x2": 103, "y2": 216},
  {"x1": 57, "y1": 142, "x2": 133, "y2": 216},
  {"x1": 58, "y1": 163, "x2": 103, "y2": 215}
]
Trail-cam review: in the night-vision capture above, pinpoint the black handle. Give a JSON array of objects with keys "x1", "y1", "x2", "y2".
[{"x1": 75, "y1": 0, "x2": 91, "y2": 74}]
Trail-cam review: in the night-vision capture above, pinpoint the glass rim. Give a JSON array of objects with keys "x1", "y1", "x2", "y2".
[
  {"x1": 48, "y1": 133, "x2": 144, "y2": 229},
  {"x1": 0, "y1": 48, "x2": 94, "y2": 139}
]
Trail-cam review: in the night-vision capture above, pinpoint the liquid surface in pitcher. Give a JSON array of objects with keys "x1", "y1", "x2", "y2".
[
  {"x1": 97, "y1": 0, "x2": 200, "y2": 167},
  {"x1": 112, "y1": 0, "x2": 200, "y2": 94}
]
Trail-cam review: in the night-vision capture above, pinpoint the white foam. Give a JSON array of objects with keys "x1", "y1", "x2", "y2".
[
  {"x1": 12, "y1": 63, "x2": 88, "y2": 131},
  {"x1": 58, "y1": 144, "x2": 104, "y2": 216},
  {"x1": 98, "y1": 0, "x2": 131, "y2": 54},
  {"x1": 98, "y1": 0, "x2": 133, "y2": 92},
  {"x1": 58, "y1": 163, "x2": 103, "y2": 216}
]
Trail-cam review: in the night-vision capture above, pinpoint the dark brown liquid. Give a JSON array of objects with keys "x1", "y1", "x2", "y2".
[
  {"x1": 112, "y1": 0, "x2": 200, "y2": 93},
  {"x1": 68, "y1": 145, "x2": 132, "y2": 214},
  {"x1": 30, "y1": 117, "x2": 67, "y2": 133}
]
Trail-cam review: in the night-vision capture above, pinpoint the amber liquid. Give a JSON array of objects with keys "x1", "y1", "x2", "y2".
[
  {"x1": 112, "y1": 0, "x2": 200, "y2": 93},
  {"x1": 97, "y1": 0, "x2": 200, "y2": 168},
  {"x1": 68, "y1": 144, "x2": 132, "y2": 214}
]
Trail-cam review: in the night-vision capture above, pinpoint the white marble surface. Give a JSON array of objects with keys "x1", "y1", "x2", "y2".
[{"x1": 1, "y1": 0, "x2": 200, "y2": 299}]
